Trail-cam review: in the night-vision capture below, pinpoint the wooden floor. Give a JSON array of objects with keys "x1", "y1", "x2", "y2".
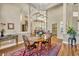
[
  {"x1": 0, "y1": 44, "x2": 24, "y2": 56},
  {"x1": 0, "y1": 36, "x2": 79, "y2": 56},
  {"x1": 58, "y1": 43, "x2": 79, "y2": 56}
]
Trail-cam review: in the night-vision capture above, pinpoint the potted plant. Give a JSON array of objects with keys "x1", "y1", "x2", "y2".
[{"x1": 67, "y1": 26, "x2": 77, "y2": 38}]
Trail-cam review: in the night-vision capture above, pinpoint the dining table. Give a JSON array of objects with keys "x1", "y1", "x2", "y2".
[{"x1": 28, "y1": 36, "x2": 46, "y2": 44}]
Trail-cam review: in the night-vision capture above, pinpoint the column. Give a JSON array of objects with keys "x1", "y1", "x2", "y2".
[
  {"x1": 28, "y1": 4, "x2": 31, "y2": 35},
  {"x1": 46, "y1": 10, "x2": 48, "y2": 31},
  {"x1": 63, "y1": 3, "x2": 67, "y2": 34},
  {"x1": 72, "y1": 3, "x2": 78, "y2": 31},
  {"x1": 62, "y1": 3, "x2": 69, "y2": 44}
]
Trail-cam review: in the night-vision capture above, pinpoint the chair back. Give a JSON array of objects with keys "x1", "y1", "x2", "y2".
[
  {"x1": 47, "y1": 33, "x2": 52, "y2": 49},
  {"x1": 22, "y1": 35, "x2": 30, "y2": 49}
]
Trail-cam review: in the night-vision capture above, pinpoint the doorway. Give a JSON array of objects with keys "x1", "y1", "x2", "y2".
[{"x1": 52, "y1": 23, "x2": 57, "y2": 36}]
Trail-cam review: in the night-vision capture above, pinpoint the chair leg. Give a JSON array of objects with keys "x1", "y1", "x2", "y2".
[
  {"x1": 23, "y1": 47, "x2": 28, "y2": 56},
  {"x1": 23, "y1": 49, "x2": 26, "y2": 56}
]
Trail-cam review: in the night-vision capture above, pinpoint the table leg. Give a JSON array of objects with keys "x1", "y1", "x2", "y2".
[{"x1": 16, "y1": 35, "x2": 18, "y2": 46}]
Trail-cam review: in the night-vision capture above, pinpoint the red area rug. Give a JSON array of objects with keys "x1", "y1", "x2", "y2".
[{"x1": 7, "y1": 44, "x2": 61, "y2": 56}]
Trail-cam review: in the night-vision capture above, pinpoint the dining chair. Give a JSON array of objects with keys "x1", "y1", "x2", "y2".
[
  {"x1": 37, "y1": 41, "x2": 49, "y2": 56},
  {"x1": 45, "y1": 33, "x2": 52, "y2": 50},
  {"x1": 22, "y1": 35, "x2": 38, "y2": 56},
  {"x1": 23, "y1": 35, "x2": 30, "y2": 49},
  {"x1": 37, "y1": 41, "x2": 42, "y2": 55}
]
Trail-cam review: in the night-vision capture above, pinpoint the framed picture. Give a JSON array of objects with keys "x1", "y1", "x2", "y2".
[{"x1": 8, "y1": 23, "x2": 14, "y2": 29}]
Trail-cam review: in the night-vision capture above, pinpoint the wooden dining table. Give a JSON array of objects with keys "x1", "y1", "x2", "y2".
[
  {"x1": 35, "y1": 37, "x2": 46, "y2": 42},
  {"x1": 28, "y1": 36, "x2": 46, "y2": 44}
]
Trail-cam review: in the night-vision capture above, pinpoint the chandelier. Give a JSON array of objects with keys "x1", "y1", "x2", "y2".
[{"x1": 32, "y1": 3, "x2": 47, "y2": 22}]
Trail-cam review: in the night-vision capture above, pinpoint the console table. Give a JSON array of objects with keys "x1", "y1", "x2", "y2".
[{"x1": 0, "y1": 35, "x2": 18, "y2": 49}]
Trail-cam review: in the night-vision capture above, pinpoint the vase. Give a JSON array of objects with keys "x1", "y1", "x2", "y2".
[{"x1": 69, "y1": 34, "x2": 75, "y2": 38}]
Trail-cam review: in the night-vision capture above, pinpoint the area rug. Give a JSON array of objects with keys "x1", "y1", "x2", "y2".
[
  {"x1": 48, "y1": 44, "x2": 61, "y2": 56},
  {"x1": 6, "y1": 44, "x2": 61, "y2": 56}
]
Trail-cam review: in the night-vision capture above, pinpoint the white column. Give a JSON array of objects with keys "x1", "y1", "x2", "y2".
[
  {"x1": 27, "y1": 4, "x2": 31, "y2": 35},
  {"x1": 63, "y1": 3, "x2": 67, "y2": 34},
  {"x1": 46, "y1": 10, "x2": 48, "y2": 31},
  {"x1": 62, "y1": 3, "x2": 68, "y2": 43}
]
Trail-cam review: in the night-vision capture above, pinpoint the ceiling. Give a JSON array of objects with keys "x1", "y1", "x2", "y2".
[{"x1": 30, "y1": 3, "x2": 60, "y2": 10}]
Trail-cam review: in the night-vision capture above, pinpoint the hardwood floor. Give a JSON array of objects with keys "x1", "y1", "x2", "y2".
[
  {"x1": 58, "y1": 43, "x2": 79, "y2": 56},
  {"x1": 0, "y1": 44, "x2": 24, "y2": 56},
  {"x1": 0, "y1": 36, "x2": 79, "y2": 56},
  {"x1": 50, "y1": 36, "x2": 79, "y2": 56}
]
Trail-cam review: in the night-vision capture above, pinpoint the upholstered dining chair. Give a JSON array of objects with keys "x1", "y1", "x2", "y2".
[
  {"x1": 23, "y1": 35, "x2": 30, "y2": 49},
  {"x1": 37, "y1": 33, "x2": 52, "y2": 55},
  {"x1": 45, "y1": 33, "x2": 52, "y2": 50},
  {"x1": 22, "y1": 35, "x2": 38, "y2": 56}
]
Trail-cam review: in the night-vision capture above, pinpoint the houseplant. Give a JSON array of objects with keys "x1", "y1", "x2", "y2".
[{"x1": 67, "y1": 26, "x2": 77, "y2": 38}]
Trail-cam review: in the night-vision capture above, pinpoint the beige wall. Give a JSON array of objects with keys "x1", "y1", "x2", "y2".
[
  {"x1": 47, "y1": 4, "x2": 63, "y2": 38},
  {"x1": 0, "y1": 4, "x2": 32, "y2": 34},
  {"x1": 0, "y1": 4, "x2": 39, "y2": 35},
  {"x1": 0, "y1": 4, "x2": 21, "y2": 35}
]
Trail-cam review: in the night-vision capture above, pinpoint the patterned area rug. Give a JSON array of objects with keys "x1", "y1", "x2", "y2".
[
  {"x1": 48, "y1": 44, "x2": 61, "y2": 56},
  {"x1": 7, "y1": 44, "x2": 61, "y2": 56}
]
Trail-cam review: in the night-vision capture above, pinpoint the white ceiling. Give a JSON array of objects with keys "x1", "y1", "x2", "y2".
[
  {"x1": 30, "y1": 3, "x2": 60, "y2": 10},
  {"x1": 30, "y1": 3, "x2": 50, "y2": 10}
]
